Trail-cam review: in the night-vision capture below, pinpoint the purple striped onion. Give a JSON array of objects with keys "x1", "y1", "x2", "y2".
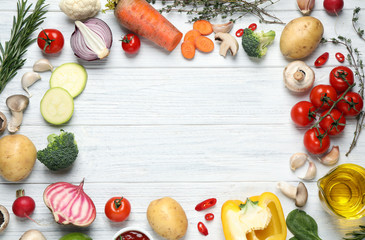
[{"x1": 43, "y1": 180, "x2": 96, "y2": 227}]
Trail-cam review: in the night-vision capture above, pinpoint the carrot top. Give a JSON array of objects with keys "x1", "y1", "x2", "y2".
[{"x1": 103, "y1": 0, "x2": 119, "y2": 11}]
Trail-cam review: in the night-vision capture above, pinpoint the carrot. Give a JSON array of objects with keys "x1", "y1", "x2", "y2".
[
  {"x1": 184, "y1": 30, "x2": 201, "y2": 44},
  {"x1": 193, "y1": 20, "x2": 213, "y2": 35},
  {"x1": 181, "y1": 41, "x2": 196, "y2": 59},
  {"x1": 195, "y1": 36, "x2": 214, "y2": 53},
  {"x1": 112, "y1": 0, "x2": 183, "y2": 51}
]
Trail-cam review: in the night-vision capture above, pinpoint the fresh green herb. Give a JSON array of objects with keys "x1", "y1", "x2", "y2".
[
  {"x1": 352, "y1": 7, "x2": 365, "y2": 41},
  {"x1": 0, "y1": 0, "x2": 47, "y2": 94},
  {"x1": 147, "y1": 0, "x2": 283, "y2": 24},
  {"x1": 286, "y1": 209, "x2": 322, "y2": 240},
  {"x1": 321, "y1": 36, "x2": 365, "y2": 156},
  {"x1": 344, "y1": 225, "x2": 365, "y2": 240}
]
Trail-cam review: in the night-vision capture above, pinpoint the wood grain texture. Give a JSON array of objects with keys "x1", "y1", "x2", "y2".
[{"x1": 0, "y1": 0, "x2": 365, "y2": 239}]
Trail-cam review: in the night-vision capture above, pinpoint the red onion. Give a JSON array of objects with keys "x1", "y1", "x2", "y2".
[
  {"x1": 43, "y1": 179, "x2": 96, "y2": 227},
  {"x1": 71, "y1": 18, "x2": 113, "y2": 61}
]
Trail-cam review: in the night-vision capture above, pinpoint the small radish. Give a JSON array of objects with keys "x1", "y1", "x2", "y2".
[
  {"x1": 323, "y1": 0, "x2": 344, "y2": 15},
  {"x1": 12, "y1": 189, "x2": 36, "y2": 221}
]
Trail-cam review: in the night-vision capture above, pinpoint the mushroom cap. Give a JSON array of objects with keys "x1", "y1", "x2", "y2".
[
  {"x1": 284, "y1": 60, "x2": 315, "y2": 92},
  {"x1": 6, "y1": 94, "x2": 29, "y2": 112},
  {"x1": 0, "y1": 112, "x2": 7, "y2": 134},
  {"x1": 0, "y1": 205, "x2": 9, "y2": 233},
  {"x1": 295, "y1": 182, "x2": 308, "y2": 207}
]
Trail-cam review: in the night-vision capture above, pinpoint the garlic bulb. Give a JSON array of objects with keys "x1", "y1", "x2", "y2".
[{"x1": 297, "y1": 0, "x2": 315, "y2": 15}]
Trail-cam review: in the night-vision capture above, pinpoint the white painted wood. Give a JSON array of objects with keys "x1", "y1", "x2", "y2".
[{"x1": 0, "y1": 0, "x2": 365, "y2": 239}]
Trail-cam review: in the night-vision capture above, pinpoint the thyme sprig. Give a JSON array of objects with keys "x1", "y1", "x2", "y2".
[
  {"x1": 321, "y1": 36, "x2": 365, "y2": 156},
  {"x1": 147, "y1": 0, "x2": 283, "y2": 24},
  {"x1": 352, "y1": 7, "x2": 365, "y2": 41},
  {"x1": 0, "y1": 0, "x2": 47, "y2": 94},
  {"x1": 344, "y1": 225, "x2": 365, "y2": 240}
]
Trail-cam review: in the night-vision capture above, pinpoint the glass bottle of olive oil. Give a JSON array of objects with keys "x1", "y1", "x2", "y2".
[{"x1": 318, "y1": 163, "x2": 365, "y2": 219}]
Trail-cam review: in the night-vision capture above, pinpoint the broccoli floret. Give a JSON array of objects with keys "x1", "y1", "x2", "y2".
[
  {"x1": 37, "y1": 130, "x2": 78, "y2": 171},
  {"x1": 241, "y1": 28, "x2": 276, "y2": 58}
]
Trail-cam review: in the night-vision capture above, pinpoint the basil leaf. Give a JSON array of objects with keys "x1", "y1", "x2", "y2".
[{"x1": 286, "y1": 209, "x2": 322, "y2": 240}]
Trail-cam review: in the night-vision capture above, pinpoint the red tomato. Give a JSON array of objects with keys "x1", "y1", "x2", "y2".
[
  {"x1": 121, "y1": 33, "x2": 141, "y2": 54},
  {"x1": 105, "y1": 196, "x2": 131, "y2": 222},
  {"x1": 236, "y1": 29, "x2": 244, "y2": 37},
  {"x1": 337, "y1": 92, "x2": 364, "y2": 116},
  {"x1": 329, "y1": 66, "x2": 354, "y2": 93},
  {"x1": 291, "y1": 101, "x2": 317, "y2": 126},
  {"x1": 37, "y1": 29, "x2": 64, "y2": 54},
  {"x1": 303, "y1": 128, "x2": 331, "y2": 155},
  {"x1": 319, "y1": 109, "x2": 346, "y2": 135},
  {"x1": 310, "y1": 85, "x2": 338, "y2": 110}
]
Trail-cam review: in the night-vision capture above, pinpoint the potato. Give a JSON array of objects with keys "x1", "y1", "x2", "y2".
[
  {"x1": 280, "y1": 16, "x2": 324, "y2": 59},
  {"x1": 0, "y1": 134, "x2": 37, "y2": 182},
  {"x1": 147, "y1": 197, "x2": 188, "y2": 240}
]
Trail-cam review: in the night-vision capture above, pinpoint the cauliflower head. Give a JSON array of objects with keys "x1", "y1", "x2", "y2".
[{"x1": 59, "y1": 0, "x2": 101, "y2": 20}]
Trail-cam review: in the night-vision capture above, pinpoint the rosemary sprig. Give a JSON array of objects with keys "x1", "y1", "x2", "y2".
[
  {"x1": 352, "y1": 7, "x2": 365, "y2": 41},
  {"x1": 147, "y1": 0, "x2": 283, "y2": 24},
  {"x1": 321, "y1": 36, "x2": 365, "y2": 156},
  {"x1": 344, "y1": 225, "x2": 365, "y2": 240},
  {"x1": 0, "y1": 0, "x2": 48, "y2": 94}
]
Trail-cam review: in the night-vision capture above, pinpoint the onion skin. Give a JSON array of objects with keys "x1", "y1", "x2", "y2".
[{"x1": 43, "y1": 180, "x2": 96, "y2": 227}]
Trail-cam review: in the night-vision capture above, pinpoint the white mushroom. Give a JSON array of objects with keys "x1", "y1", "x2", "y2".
[
  {"x1": 21, "y1": 72, "x2": 41, "y2": 97},
  {"x1": 0, "y1": 112, "x2": 7, "y2": 134},
  {"x1": 6, "y1": 95, "x2": 29, "y2": 133},
  {"x1": 277, "y1": 181, "x2": 308, "y2": 207},
  {"x1": 318, "y1": 145, "x2": 339, "y2": 166},
  {"x1": 19, "y1": 229, "x2": 47, "y2": 240},
  {"x1": 212, "y1": 21, "x2": 234, "y2": 33},
  {"x1": 283, "y1": 61, "x2": 315, "y2": 92},
  {"x1": 214, "y1": 32, "x2": 239, "y2": 57},
  {"x1": 0, "y1": 205, "x2": 9, "y2": 233}
]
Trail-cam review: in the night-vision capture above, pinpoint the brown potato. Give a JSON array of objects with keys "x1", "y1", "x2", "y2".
[
  {"x1": 280, "y1": 16, "x2": 324, "y2": 59},
  {"x1": 147, "y1": 197, "x2": 188, "y2": 240},
  {"x1": 0, "y1": 134, "x2": 37, "y2": 182}
]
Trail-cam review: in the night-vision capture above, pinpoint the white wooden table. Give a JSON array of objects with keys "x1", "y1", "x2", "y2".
[{"x1": 1, "y1": 0, "x2": 365, "y2": 239}]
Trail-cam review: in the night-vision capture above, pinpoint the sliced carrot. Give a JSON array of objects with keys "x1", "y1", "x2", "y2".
[
  {"x1": 184, "y1": 29, "x2": 201, "y2": 44},
  {"x1": 195, "y1": 36, "x2": 214, "y2": 53},
  {"x1": 193, "y1": 20, "x2": 213, "y2": 35},
  {"x1": 181, "y1": 41, "x2": 196, "y2": 59}
]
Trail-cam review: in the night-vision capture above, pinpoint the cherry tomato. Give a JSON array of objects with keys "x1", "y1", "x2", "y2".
[
  {"x1": 105, "y1": 196, "x2": 131, "y2": 222},
  {"x1": 205, "y1": 213, "x2": 214, "y2": 221},
  {"x1": 37, "y1": 29, "x2": 64, "y2": 54},
  {"x1": 121, "y1": 33, "x2": 141, "y2": 54},
  {"x1": 303, "y1": 127, "x2": 331, "y2": 155},
  {"x1": 337, "y1": 92, "x2": 364, "y2": 116},
  {"x1": 329, "y1": 66, "x2": 354, "y2": 93},
  {"x1": 319, "y1": 109, "x2": 346, "y2": 135},
  {"x1": 291, "y1": 101, "x2": 317, "y2": 126},
  {"x1": 248, "y1": 23, "x2": 257, "y2": 31},
  {"x1": 195, "y1": 198, "x2": 217, "y2": 211},
  {"x1": 236, "y1": 29, "x2": 244, "y2": 37},
  {"x1": 310, "y1": 84, "x2": 338, "y2": 110},
  {"x1": 197, "y1": 222, "x2": 208, "y2": 236},
  {"x1": 335, "y1": 52, "x2": 345, "y2": 63},
  {"x1": 314, "y1": 52, "x2": 329, "y2": 67}
]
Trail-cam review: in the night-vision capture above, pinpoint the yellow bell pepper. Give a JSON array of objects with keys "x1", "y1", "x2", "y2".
[{"x1": 221, "y1": 192, "x2": 287, "y2": 240}]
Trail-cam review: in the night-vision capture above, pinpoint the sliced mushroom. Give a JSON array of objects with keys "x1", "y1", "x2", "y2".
[
  {"x1": 0, "y1": 112, "x2": 7, "y2": 134},
  {"x1": 212, "y1": 21, "x2": 234, "y2": 33},
  {"x1": 6, "y1": 95, "x2": 29, "y2": 133},
  {"x1": 277, "y1": 181, "x2": 308, "y2": 207},
  {"x1": 214, "y1": 32, "x2": 239, "y2": 57},
  {"x1": 283, "y1": 61, "x2": 315, "y2": 92},
  {"x1": 0, "y1": 205, "x2": 9, "y2": 233}
]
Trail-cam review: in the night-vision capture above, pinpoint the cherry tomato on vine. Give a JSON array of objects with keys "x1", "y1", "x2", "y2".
[
  {"x1": 303, "y1": 127, "x2": 330, "y2": 155},
  {"x1": 105, "y1": 196, "x2": 131, "y2": 222},
  {"x1": 236, "y1": 29, "x2": 244, "y2": 37},
  {"x1": 121, "y1": 33, "x2": 141, "y2": 54},
  {"x1": 291, "y1": 101, "x2": 317, "y2": 127},
  {"x1": 197, "y1": 222, "x2": 208, "y2": 236},
  {"x1": 337, "y1": 92, "x2": 364, "y2": 116},
  {"x1": 319, "y1": 109, "x2": 346, "y2": 135},
  {"x1": 314, "y1": 52, "x2": 329, "y2": 67},
  {"x1": 37, "y1": 29, "x2": 64, "y2": 54},
  {"x1": 329, "y1": 66, "x2": 354, "y2": 93},
  {"x1": 248, "y1": 23, "x2": 257, "y2": 31},
  {"x1": 205, "y1": 213, "x2": 214, "y2": 221},
  {"x1": 310, "y1": 84, "x2": 338, "y2": 110},
  {"x1": 335, "y1": 52, "x2": 345, "y2": 63}
]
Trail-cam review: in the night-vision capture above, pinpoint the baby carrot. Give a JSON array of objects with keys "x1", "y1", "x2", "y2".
[
  {"x1": 195, "y1": 36, "x2": 214, "y2": 53},
  {"x1": 181, "y1": 41, "x2": 196, "y2": 59},
  {"x1": 193, "y1": 20, "x2": 213, "y2": 36}
]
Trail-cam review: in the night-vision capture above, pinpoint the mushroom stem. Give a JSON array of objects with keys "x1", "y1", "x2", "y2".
[
  {"x1": 294, "y1": 71, "x2": 305, "y2": 81},
  {"x1": 6, "y1": 95, "x2": 29, "y2": 133},
  {"x1": 277, "y1": 181, "x2": 308, "y2": 207}
]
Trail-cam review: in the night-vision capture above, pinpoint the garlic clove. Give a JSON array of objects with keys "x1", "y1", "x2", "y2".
[
  {"x1": 300, "y1": 160, "x2": 317, "y2": 180},
  {"x1": 290, "y1": 153, "x2": 309, "y2": 171},
  {"x1": 212, "y1": 22, "x2": 234, "y2": 33},
  {"x1": 318, "y1": 145, "x2": 339, "y2": 166},
  {"x1": 21, "y1": 72, "x2": 41, "y2": 97},
  {"x1": 297, "y1": 0, "x2": 315, "y2": 15},
  {"x1": 33, "y1": 58, "x2": 54, "y2": 72}
]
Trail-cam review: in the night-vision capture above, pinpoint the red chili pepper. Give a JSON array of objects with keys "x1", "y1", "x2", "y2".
[
  {"x1": 195, "y1": 198, "x2": 217, "y2": 211},
  {"x1": 314, "y1": 52, "x2": 329, "y2": 67},
  {"x1": 236, "y1": 29, "x2": 244, "y2": 37},
  {"x1": 205, "y1": 213, "x2": 214, "y2": 221},
  {"x1": 197, "y1": 222, "x2": 208, "y2": 236},
  {"x1": 248, "y1": 23, "x2": 257, "y2": 31},
  {"x1": 335, "y1": 52, "x2": 345, "y2": 63}
]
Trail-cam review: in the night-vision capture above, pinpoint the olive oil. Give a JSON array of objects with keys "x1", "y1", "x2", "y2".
[{"x1": 318, "y1": 163, "x2": 365, "y2": 219}]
